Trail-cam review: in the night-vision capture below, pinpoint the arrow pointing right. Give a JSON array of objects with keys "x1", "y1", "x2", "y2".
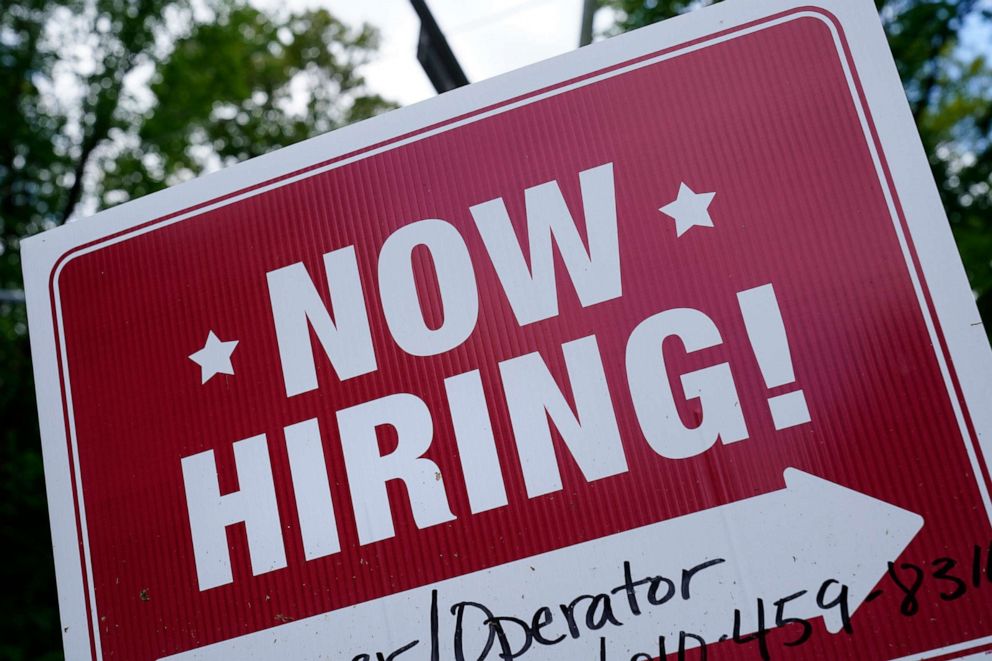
[
  {"x1": 688, "y1": 467, "x2": 925, "y2": 638},
  {"x1": 164, "y1": 468, "x2": 924, "y2": 660}
]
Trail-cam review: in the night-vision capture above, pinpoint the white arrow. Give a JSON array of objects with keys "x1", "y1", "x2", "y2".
[
  {"x1": 647, "y1": 467, "x2": 924, "y2": 638},
  {"x1": 165, "y1": 468, "x2": 923, "y2": 660}
]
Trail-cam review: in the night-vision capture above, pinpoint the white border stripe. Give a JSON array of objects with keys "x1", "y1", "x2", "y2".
[{"x1": 890, "y1": 635, "x2": 992, "y2": 661}]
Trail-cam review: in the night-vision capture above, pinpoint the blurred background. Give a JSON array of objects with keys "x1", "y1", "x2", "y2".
[{"x1": 1, "y1": 0, "x2": 990, "y2": 657}]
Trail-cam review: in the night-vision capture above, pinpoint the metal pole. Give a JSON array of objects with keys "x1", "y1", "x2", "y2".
[
  {"x1": 579, "y1": 0, "x2": 598, "y2": 46},
  {"x1": 410, "y1": 0, "x2": 470, "y2": 93}
]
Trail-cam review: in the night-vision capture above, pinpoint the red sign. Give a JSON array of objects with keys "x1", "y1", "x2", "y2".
[{"x1": 23, "y1": 0, "x2": 992, "y2": 659}]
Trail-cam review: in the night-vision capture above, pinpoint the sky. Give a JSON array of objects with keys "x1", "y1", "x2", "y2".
[
  {"x1": 252, "y1": 0, "x2": 992, "y2": 108},
  {"x1": 52, "y1": 0, "x2": 607, "y2": 221},
  {"x1": 53, "y1": 0, "x2": 991, "y2": 222},
  {"x1": 252, "y1": 0, "x2": 611, "y2": 106}
]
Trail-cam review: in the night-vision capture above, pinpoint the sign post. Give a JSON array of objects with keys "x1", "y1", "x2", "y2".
[{"x1": 23, "y1": 0, "x2": 992, "y2": 658}]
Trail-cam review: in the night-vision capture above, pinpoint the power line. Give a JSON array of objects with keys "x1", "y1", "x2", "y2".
[{"x1": 447, "y1": 0, "x2": 557, "y2": 35}]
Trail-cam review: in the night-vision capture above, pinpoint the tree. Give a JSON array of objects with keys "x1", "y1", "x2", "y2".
[
  {"x1": 0, "y1": 0, "x2": 393, "y2": 657},
  {"x1": 606, "y1": 0, "x2": 992, "y2": 321}
]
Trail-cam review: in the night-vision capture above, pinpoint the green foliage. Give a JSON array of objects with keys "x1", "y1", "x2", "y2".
[
  {"x1": 1, "y1": 0, "x2": 74, "y2": 285},
  {"x1": 607, "y1": 0, "x2": 992, "y2": 318},
  {"x1": 0, "y1": 0, "x2": 393, "y2": 656},
  {"x1": 100, "y1": 3, "x2": 392, "y2": 203},
  {"x1": 0, "y1": 325, "x2": 57, "y2": 661}
]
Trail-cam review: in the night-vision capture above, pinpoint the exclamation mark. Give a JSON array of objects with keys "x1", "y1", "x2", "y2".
[{"x1": 737, "y1": 283, "x2": 811, "y2": 431}]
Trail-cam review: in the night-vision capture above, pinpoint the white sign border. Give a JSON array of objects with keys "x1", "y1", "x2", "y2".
[{"x1": 22, "y1": 0, "x2": 992, "y2": 659}]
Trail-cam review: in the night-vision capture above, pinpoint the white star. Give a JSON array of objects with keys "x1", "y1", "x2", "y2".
[
  {"x1": 188, "y1": 331, "x2": 239, "y2": 384},
  {"x1": 659, "y1": 182, "x2": 717, "y2": 237}
]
